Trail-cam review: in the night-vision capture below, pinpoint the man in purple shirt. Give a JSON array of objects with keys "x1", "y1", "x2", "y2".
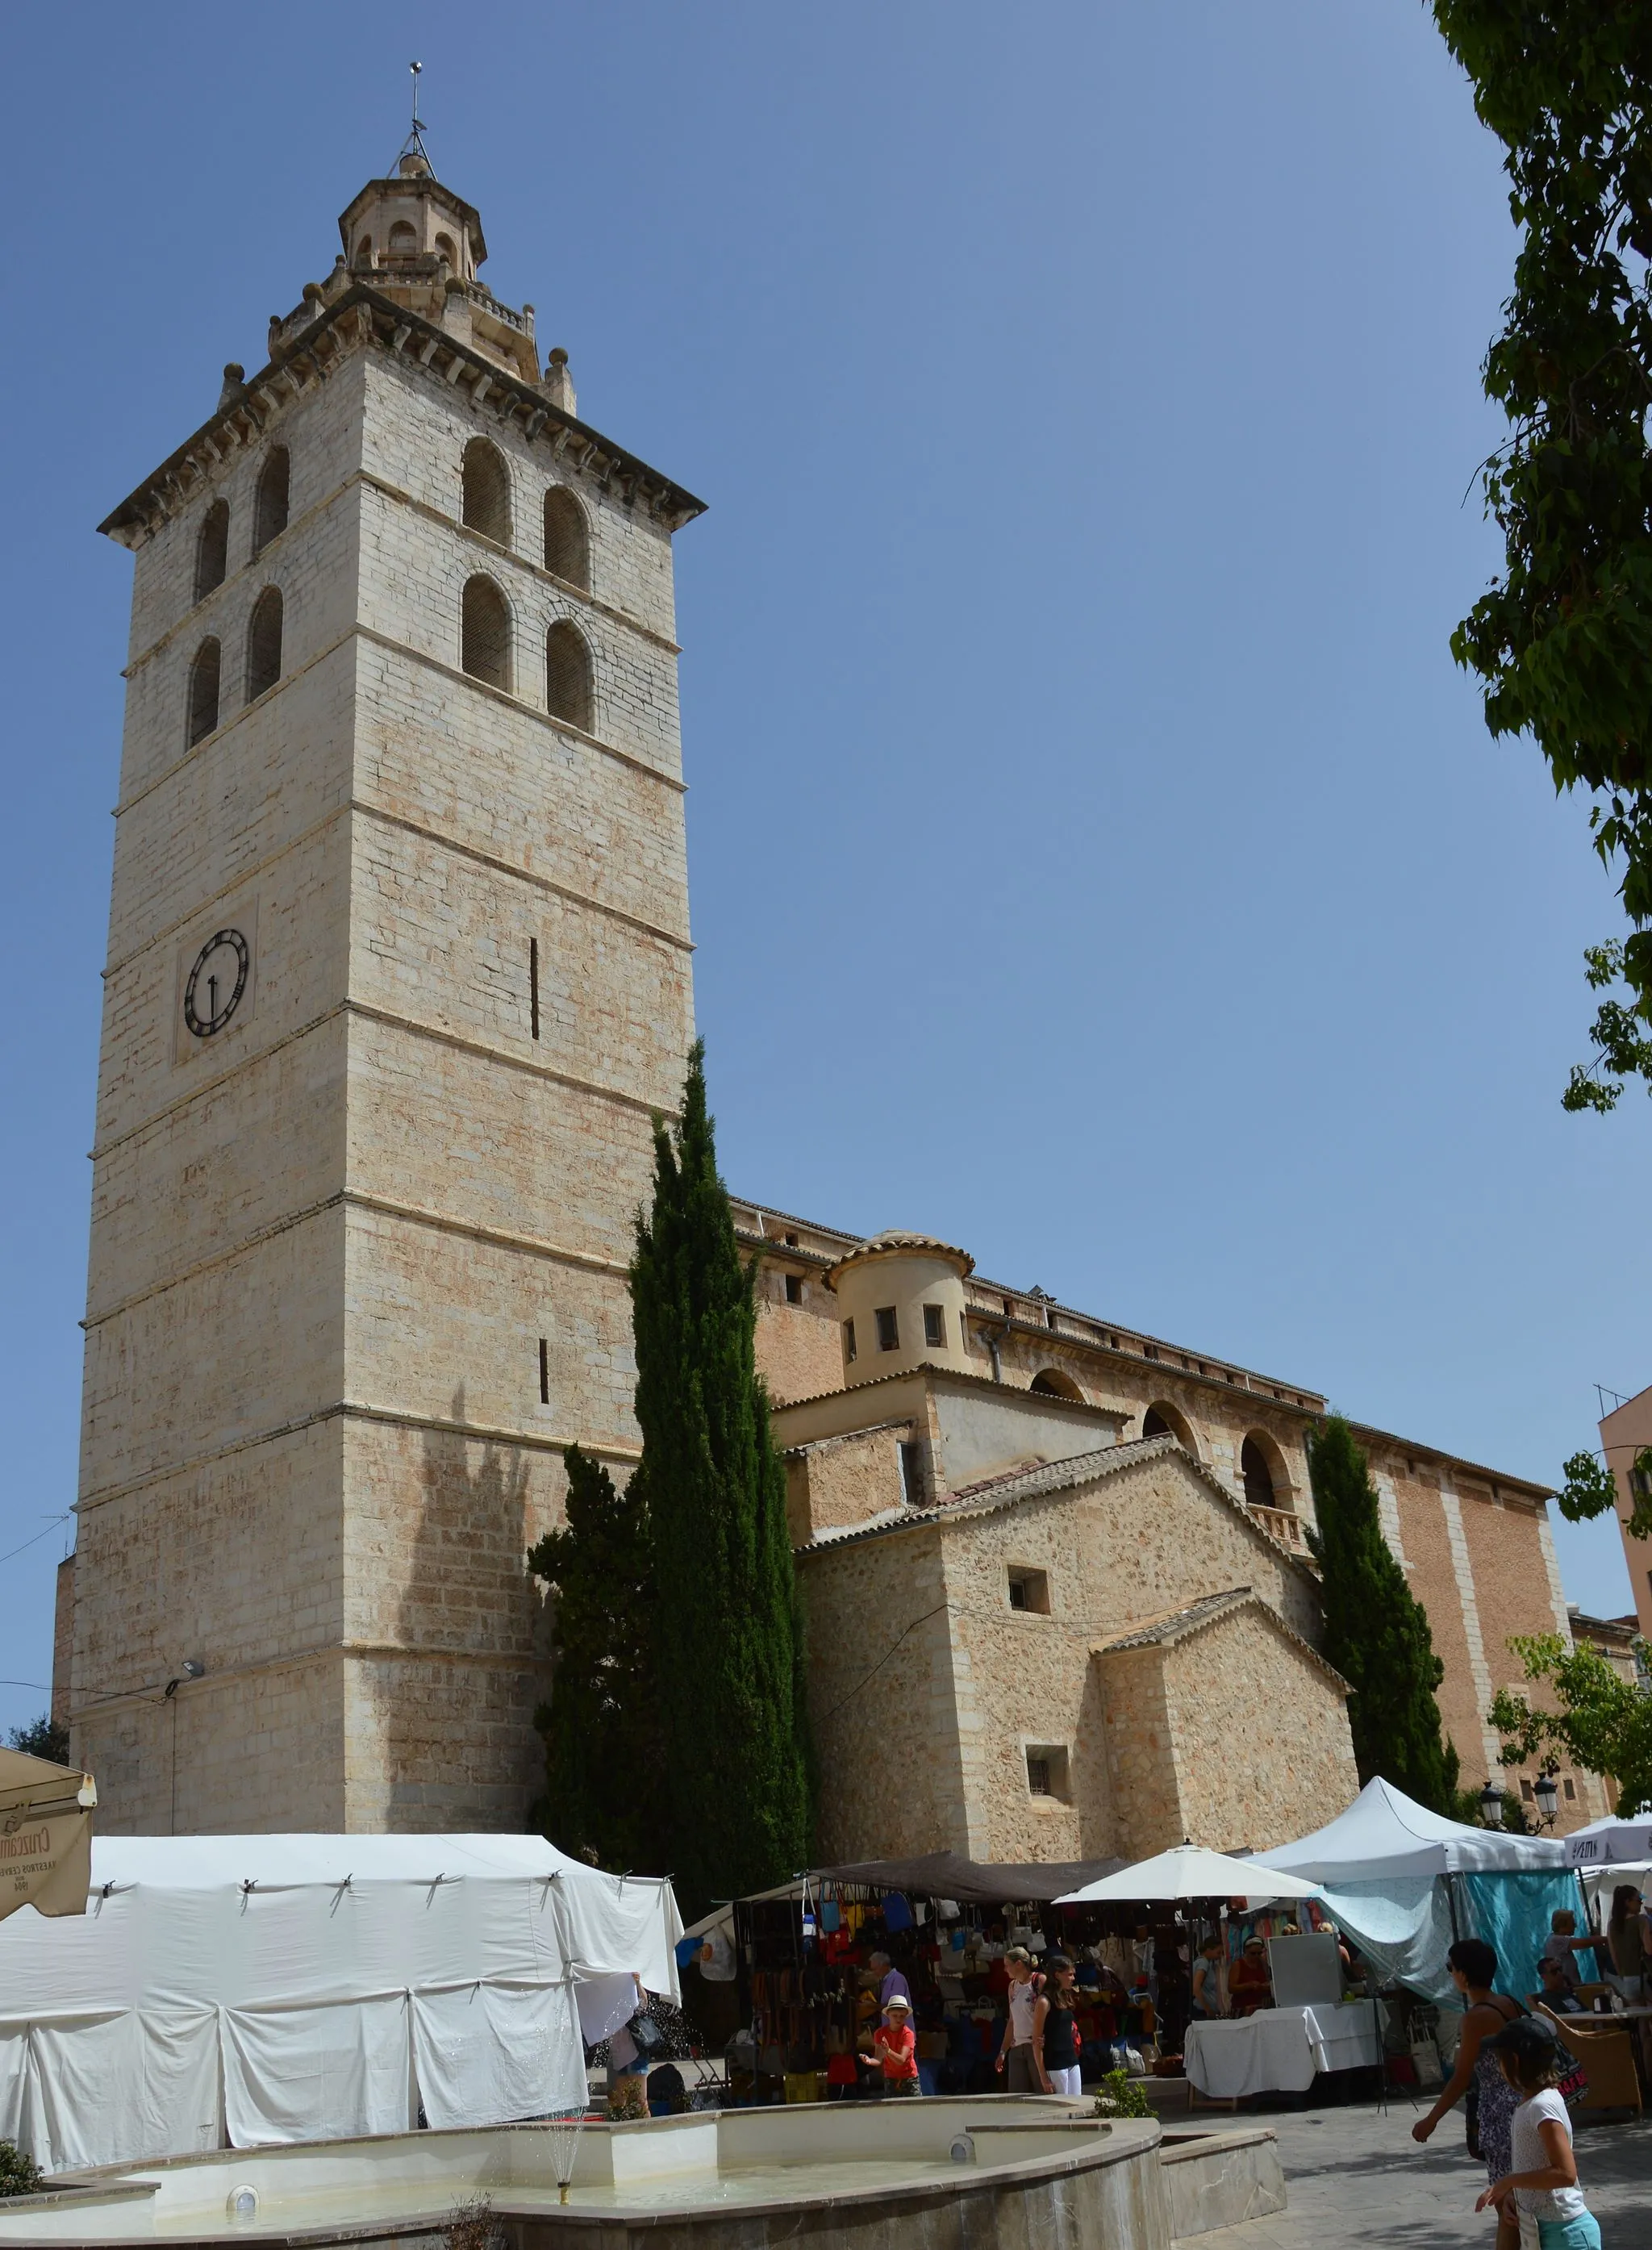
[{"x1": 869, "y1": 1951, "x2": 910, "y2": 2019}]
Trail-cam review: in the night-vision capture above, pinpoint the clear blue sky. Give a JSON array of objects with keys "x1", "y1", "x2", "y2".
[{"x1": 2, "y1": 2, "x2": 1645, "y2": 1743}]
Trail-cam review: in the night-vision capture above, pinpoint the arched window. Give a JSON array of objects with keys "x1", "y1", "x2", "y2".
[
  {"x1": 1241, "y1": 1436, "x2": 1278, "y2": 1512},
  {"x1": 355, "y1": 234, "x2": 373, "y2": 265},
  {"x1": 187, "y1": 637, "x2": 221, "y2": 746},
  {"x1": 461, "y1": 437, "x2": 511, "y2": 545},
  {"x1": 252, "y1": 446, "x2": 290, "y2": 556},
  {"x1": 245, "y1": 587, "x2": 283, "y2": 701},
  {"x1": 434, "y1": 232, "x2": 457, "y2": 269},
  {"x1": 1029, "y1": 1368, "x2": 1083, "y2": 1401},
  {"x1": 1141, "y1": 1401, "x2": 1194, "y2": 1451},
  {"x1": 545, "y1": 620, "x2": 593, "y2": 730},
  {"x1": 194, "y1": 500, "x2": 229, "y2": 603},
  {"x1": 461, "y1": 574, "x2": 511, "y2": 690},
  {"x1": 388, "y1": 220, "x2": 419, "y2": 256},
  {"x1": 543, "y1": 486, "x2": 590, "y2": 589}
]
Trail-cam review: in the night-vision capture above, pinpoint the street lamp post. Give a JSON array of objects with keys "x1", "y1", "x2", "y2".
[
  {"x1": 1479, "y1": 1780, "x2": 1505, "y2": 1829},
  {"x1": 1533, "y1": 1772, "x2": 1559, "y2": 1829}
]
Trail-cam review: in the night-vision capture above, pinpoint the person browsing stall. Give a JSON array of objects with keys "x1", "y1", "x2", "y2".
[
  {"x1": 1037, "y1": 1953, "x2": 1083, "y2": 2098},
  {"x1": 1191, "y1": 1936, "x2": 1224, "y2": 2020},
  {"x1": 867, "y1": 1950, "x2": 911, "y2": 2018},
  {"x1": 995, "y1": 1947, "x2": 1041, "y2": 2092}
]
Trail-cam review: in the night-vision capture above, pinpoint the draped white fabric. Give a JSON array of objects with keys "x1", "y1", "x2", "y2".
[
  {"x1": 411, "y1": 1981, "x2": 586, "y2": 2131},
  {"x1": 0, "y1": 1835, "x2": 681, "y2": 2170}
]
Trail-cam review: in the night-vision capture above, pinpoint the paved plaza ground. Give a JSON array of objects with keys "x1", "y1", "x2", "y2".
[{"x1": 1185, "y1": 2094, "x2": 1652, "y2": 2248}]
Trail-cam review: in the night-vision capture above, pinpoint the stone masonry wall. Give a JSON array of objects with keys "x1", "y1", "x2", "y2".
[{"x1": 1159, "y1": 1608, "x2": 1357, "y2": 1853}]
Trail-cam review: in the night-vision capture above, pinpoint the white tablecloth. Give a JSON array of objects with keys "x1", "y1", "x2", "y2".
[{"x1": 1183, "y1": 2002, "x2": 1383, "y2": 2098}]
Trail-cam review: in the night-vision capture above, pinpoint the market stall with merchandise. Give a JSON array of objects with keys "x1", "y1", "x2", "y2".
[{"x1": 678, "y1": 1847, "x2": 1341, "y2": 2104}]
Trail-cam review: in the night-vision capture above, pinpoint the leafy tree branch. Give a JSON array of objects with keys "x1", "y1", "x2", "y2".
[
  {"x1": 1432, "y1": 5, "x2": 1652, "y2": 1104},
  {"x1": 1491, "y1": 1630, "x2": 1652, "y2": 1814}
]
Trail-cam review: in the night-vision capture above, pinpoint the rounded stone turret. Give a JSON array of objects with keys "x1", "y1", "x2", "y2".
[{"x1": 824, "y1": 1230, "x2": 974, "y2": 1388}]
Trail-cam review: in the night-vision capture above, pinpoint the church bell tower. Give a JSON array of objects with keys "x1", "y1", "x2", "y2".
[{"x1": 70, "y1": 154, "x2": 703, "y2": 1831}]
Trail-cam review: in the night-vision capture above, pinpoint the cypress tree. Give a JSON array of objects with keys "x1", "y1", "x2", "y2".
[
  {"x1": 528, "y1": 1446, "x2": 666, "y2": 1872},
  {"x1": 1306, "y1": 1415, "x2": 1459, "y2": 1814},
  {"x1": 631, "y1": 1042, "x2": 813, "y2": 1908}
]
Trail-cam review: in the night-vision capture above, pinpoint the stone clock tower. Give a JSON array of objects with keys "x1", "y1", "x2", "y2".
[{"x1": 70, "y1": 156, "x2": 702, "y2": 1832}]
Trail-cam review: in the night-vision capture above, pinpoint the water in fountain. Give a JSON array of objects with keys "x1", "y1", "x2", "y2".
[{"x1": 542, "y1": 2102, "x2": 588, "y2": 2205}]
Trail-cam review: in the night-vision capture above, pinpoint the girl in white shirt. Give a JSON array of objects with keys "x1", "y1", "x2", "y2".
[{"x1": 1475, "y1": 2018, "x2": 1599, "y2": 2250}]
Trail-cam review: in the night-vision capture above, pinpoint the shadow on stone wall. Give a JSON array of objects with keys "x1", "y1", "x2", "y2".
[{"x1": 381, "y1": 1387, "x2": 548, "y2": 1830}]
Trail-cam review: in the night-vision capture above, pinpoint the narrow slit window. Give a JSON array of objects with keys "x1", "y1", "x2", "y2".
[
  {"x1": 543, "y1": 486, "x2": 590, "y2": 589},
  {"x1": 899, "y1": 1440, "x2": 926, "y2": 1507},
  {"x1": 187, "y1": 637, "x2": 221, "y2": 746},
  {"x1": 461, "y1": 575, "x2": 511, "y2": 689},
  {"x1": 194, "y1": 500, "x2": 229, "y2": 602},
  {"x1": 545, "y1": 620, "x2": 594, "y2": 731},
  {"x1": 244, "y1": 588, "x2": 283, "y2": 701},
  {"x1": 539, "y1": 1338, "x2": 550, "y2": 1405},
  {"x1": 252, "y1": 446, "x2": 290, "y2": 555},
  {"x1": 843, "y1": 1318, "x2": 857, "y2": 1366},
  {"x1": 529, "y1": 937, "x2": 540, "y2": 1040},
  {"x1": 923, "y1": 1303, "x2": 945, "y2": 1348},
  {"x1": 784, "y1": 1273, "x2": 803, "y2": 1304}
]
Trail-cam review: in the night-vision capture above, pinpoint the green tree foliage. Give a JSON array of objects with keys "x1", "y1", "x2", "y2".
[
  {"x1": 1431, "y1": 5, "x2": 1652, "y2": 1106},
  {"x1": 1491, "y1": 1632, "x2": 1652, "y2": 1814},
  {"x1": 527, "y1": 1446, "x2": 665, "y2": 1873},
  {"x1": 6, "y1": 1715, "x2": 69, "y2": 1764},
  {"x1": 1556, "y1": 1439, "x2": 1652, "y2": 1536},
  {"x1": 632, "y1": 1042, "x2": 812, "y2": 1909},
  {"x1": 0, "y1": 2142, "x2": 42, "y2": 2199},
  {"x1": 1094, "y1": 2068, "x2": 1153, "y2": 2119},
  {"x1": 1307, "y1": 1417, "x2": 1460, "y2": 1813}
]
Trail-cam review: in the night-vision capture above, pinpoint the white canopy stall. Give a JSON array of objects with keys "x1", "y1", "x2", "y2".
[
  {"x1": 1249, "y1": 1777, "x2": 1575, "y2": 2010},
  {"x1": 0, "y1": 1835, "x2": 682, "y2": 2174}
]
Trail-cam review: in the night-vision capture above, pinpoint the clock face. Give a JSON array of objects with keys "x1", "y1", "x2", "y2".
[{"x1": 182, "y1": 929, "x2": 250, "y2": 1038}]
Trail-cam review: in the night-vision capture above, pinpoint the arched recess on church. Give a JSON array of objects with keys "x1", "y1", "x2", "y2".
[
  {"x1": 194, "y1": 499, "x2": 229, "y2": 603},
  {"x1": 545, "y1": 618, "x2": 594, "y2": 731},
  {"x1": 461, "y1": 574, "x2": 511, "y2": 691},
  {"x1": 1141, "y1": 1400, "x2": 1196, "y2": 1453},
  {"x1": 461, "y1": 436, "x2": 511, "y2": 546},
  {"x1": 245, "y1": 590, "x2": 283, "y2": 701},
  {"x1": 252, "y1": 446, "x2": 290, "y2": 556},
  {"x1": 187, "y1": 637, "x2": 221, "y2": 746},
  {"x1": 543, "y1": 486, "x2": 590, "y2": 590},
  {"x1": 1241, "y1": 1430, "x2": 1293, "y2": 1513},
  {"x1": 1028, "y1": 1367, "x2": 1083, "y2": 1401}
]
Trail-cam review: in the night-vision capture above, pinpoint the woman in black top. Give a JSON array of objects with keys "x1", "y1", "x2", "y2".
[{"x1": 1037, "y1": 1952, "x2": 1083, "y2": 2099}]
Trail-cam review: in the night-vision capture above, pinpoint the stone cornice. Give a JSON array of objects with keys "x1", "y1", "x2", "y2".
[{"x1": 97, "y1": 285, "x2": 707, "y2": 548}]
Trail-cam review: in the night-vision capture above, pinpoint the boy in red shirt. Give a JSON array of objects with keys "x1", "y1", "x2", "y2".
[{"x1": 870, "y1": 1993, "x2": 920, "y2": 2097}]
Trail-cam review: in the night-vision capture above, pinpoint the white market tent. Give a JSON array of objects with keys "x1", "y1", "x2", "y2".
[
  {"x1": 1249, "y1": 1776, "x2": 1567, "y2": 1881},
  {"x1": 0, "y1": 1834, "x2": 682, "y2": 2175},
  {"x1": 1562, "y1": 1811, "x2": 1652, "y2": 1869},
  {"x1": 1054, "y1": 1844, "x2": 1325, "y2": 1906},
  {"x1": 1248, "y1": 1779, "x2": 1574, "y2": 2010}
]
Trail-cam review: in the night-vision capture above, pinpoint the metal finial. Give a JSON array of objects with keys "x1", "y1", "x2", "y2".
[{"x1": 397, "y1": 58, "x2": 433, "y2": 173}]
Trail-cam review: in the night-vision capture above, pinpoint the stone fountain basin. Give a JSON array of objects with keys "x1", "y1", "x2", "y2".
[{"x1": 0, "y1": 2097, "x2": 1173, "y2": 2249}]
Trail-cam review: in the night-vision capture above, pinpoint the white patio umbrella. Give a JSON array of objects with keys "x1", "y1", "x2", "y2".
[{"x1": 1053, "y1": 1843, "x2": 1325, "y2": 1906}]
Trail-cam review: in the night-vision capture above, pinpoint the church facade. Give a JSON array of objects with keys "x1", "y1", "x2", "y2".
[{"x1": 59, "y1": 161, "x2": 1603, "y2": 1848}]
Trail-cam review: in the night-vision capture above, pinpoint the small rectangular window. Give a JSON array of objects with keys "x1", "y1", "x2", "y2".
[
  {"x1": 923, "y1": 1303, "x2": 945, "y2": 1348},
  {"x1": 1520, "y1": 1779, "x2": 1534, "y2": 1802},
  {"x1": 875, "y1": 1306, "x2": 899, "y2": 1353},
  {"x1": 1025, "y1": 1744, "x2": 1068, "y2": 1799},
  {"x1": 1562, "y1": 1777, "x2": 1576, "y2": 1801},
  {"x1": 844, "y1": 1319, "x2": 857, "y2": 1365},
  {"x1": 784, "y1": 1231, "x2": 799, "y2": 1246},
  {"x1": 538, "y1": 1337, "x2": 549, "y2": 1405},
  {"x1": 785, "y1": 1273, "x2": 803, "y2": 1305},
  {"x1": 1007, "y1": 1567, "x2": 1050, "y2": 1615}
]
